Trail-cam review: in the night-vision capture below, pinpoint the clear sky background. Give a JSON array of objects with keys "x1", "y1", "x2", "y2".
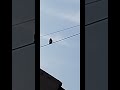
[{"x1": 40, "y1": 0, "x2": 80, "y2": 90}]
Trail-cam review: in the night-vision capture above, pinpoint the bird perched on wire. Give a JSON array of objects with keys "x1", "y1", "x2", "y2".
[{"x1": 49, "y1": 38, "x2": 53, "y2": 44}]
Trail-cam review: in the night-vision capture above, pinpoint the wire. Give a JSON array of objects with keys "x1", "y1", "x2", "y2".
[
  {"x1": 85, "y1": 17, "x2": 108, "y2": 26},
  {"x1": 40, "y1": 17, "x2": 108, "y2": 48},
  {"x1": 40, "y1": 25, "x2": 80, "y2": 37},
  {"x1": 12, "y1": 17, "x2": 108, "y2": 50},
  {"x1": 40, "y1": 17, "x2": 107, "y2": 38},
  {"x1": 85, "y1": 0, "x2": 102, "y2": 5},
  {"x1": 40, "y1": 33, "x2": 80, "y2": 48},
  {"x1": 12, "y1": 26, "x2": 80, "y2": 50},
  {"x1": 12, "y1": 42, "x2": 35, "y2": 51},
  {"x1": 12, "y1": 17, "x2": 107, "y2": 50},
  {"x1": 12, "y1": 18, "x2": 35, "y2": 27}
]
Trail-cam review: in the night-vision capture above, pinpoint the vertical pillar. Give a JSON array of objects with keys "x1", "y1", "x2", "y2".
[
  {"x1": 85, "y1": 0, "x2": 108, "y2": 90},
  {"x1": 12, "y1": 0, "x2": 35, "y2": 90}
]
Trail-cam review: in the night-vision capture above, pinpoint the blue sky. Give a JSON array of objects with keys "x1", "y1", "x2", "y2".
[{"x1": 40, "y1": 0, "x2": 80, "y2": 90}]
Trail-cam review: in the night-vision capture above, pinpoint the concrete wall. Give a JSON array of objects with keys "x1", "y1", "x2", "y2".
[
  {"x1": 12, "y1": 0, "x2": 35, "y2": 90},
  {"x1": 85, "y1": 0, "x2": 108, "y2": 90}
]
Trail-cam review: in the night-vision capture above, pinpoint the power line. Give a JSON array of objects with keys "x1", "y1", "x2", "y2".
[
  {"x1": 40, "y1": 0, "x2": 101, "y2": 37},
  {"x1": 40, "y1": 33, "x2": 80, "y2": 48},
  {"x1": 85, "y1": 0, "x2": 102, "y2": 5},
  {"x1": 12, "y1": 18, "x2": 35, "y2": 27},
  {"x1": 85, "y1": 17, "x2": 108, "y2": 26},
  {"x1": 40, "y1": 17, "x2": 107, "y2": 38},
  {"x1": 40, "y1": 25, "x2": 80, "y2": 37},
  {"x1": 12, "y1": 17, "x2": 107, "y2": 50},
  {"x1": 12, "y1": 42, "x2": 35, "y2": 51},
  {"x1": 40, "y1": 17, "x2": 108, "y2": 48}
]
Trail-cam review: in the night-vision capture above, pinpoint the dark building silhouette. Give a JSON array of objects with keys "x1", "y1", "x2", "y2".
[{"x1": 40, "y1": 69, "x2": 65, "y2": 90}]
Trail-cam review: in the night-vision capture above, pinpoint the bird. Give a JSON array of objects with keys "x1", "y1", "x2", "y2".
[{"x1": 49, "y1": 38, "x2": 53, "y2": 44}]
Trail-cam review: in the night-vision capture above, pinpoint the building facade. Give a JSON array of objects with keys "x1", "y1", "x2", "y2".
[
  {"x1": 85, "y1": 0, "x2": 108, "y2": 90},
  {"x1": 12, "y1": 0, "x2": 35, "y2": 90}
]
